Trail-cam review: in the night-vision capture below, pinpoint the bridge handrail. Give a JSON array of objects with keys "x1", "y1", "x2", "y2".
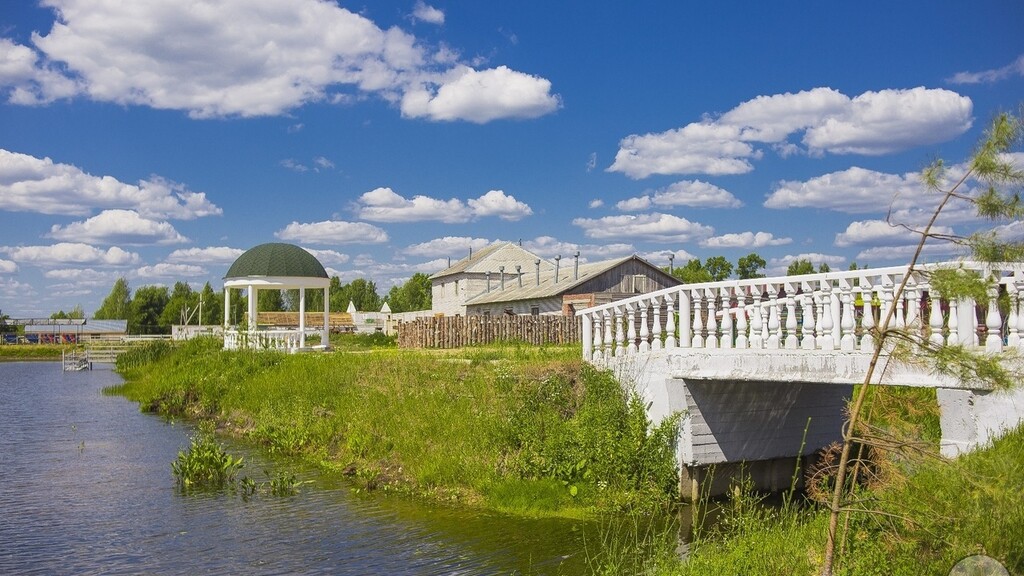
[{"x1": 575, "y1": 260, "x2": 1024, "y2": 361}]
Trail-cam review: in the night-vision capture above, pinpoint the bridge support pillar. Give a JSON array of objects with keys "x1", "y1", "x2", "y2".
[{"x1": 938, "y1": 386, "x2": 1024, "y2": 457}]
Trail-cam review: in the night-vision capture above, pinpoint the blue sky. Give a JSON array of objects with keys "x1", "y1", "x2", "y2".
[{"x1": 1, "y1": 0, "x2": 1022, "y2": 318}]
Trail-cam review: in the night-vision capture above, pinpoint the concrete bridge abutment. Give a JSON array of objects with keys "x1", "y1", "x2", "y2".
[{"x1": 607, "y1": 349, "x2": 1024, "y2": 501}]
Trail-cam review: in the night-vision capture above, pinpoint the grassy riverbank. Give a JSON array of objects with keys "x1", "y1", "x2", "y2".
[
  {"x1": 110, "y1": 337, "x2": 679, "y2": 517},
  {"x1": 666, "y1": 422, "x2": 1024, "y2": 575},
  {"x1": 0, "y1": 344, "x2": 67, "y2": 360}
]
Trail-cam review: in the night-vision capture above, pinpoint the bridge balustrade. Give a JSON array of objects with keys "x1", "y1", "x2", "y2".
[{"x1": 576, "y1": 262, "x2": 1024, "y2": 362}]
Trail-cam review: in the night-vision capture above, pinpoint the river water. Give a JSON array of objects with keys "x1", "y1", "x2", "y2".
[{"x1": 0, "y1": 362, "x2": 598, "y2": 575}]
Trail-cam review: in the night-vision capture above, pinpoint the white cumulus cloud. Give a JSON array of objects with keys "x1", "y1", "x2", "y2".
[
  {"x1": 0, "y1": 149, "x2": 221, "y2": 219},
  {"x1": 355, "y1": 187, "x2": 533, "y2": 222},
  {"x1": 701, "y1": 231, "x2": 792, "y2": 249},
  {"x1": 166, "y1": 246, "x2": 245, "y2": 264},
  {"x1": 467, "y1": 190, "x2": 533, "y2": 221},
  {"x1": 403, "y1": 236, "x2": 493, "y2": 257},
  {"x1": 47, "y1": 209, "x2": 188, "y2": 245},
  {"x1": 947, "y1": 54, "x2": 1024, "y2": 85},
  {"x1": 134, "y1": 263, "x2": 206, "y2": 279},
  {"x1": 571, "y1": 213, "x2": 714, "y2": 243},
  {"x1": 302, "y1": 248, "x2": 350, "y2": 266},
  {"x1": 618, "y1": 180, "x2": 742, "y2": 211},
  {"x1": 276, "y1": 220, "x2": 389, "y2": 244},
  {"x1": 767, "y1": 253, "x2": 847, "y2": 275},
  {"x1": 412, "y1": 1, "x2": 445, "y2": 25},
  {"x1": 401, "y1": 65, "x2": 561, "y2": 123},
  {"x1": 524, "y1": 236, "x2": 634, "y2": 260},
  {"x1": 0, "y1": 259, "x2": 17, "y2": 274},
  {"x1": 1, "y1": 243, "x2": 140, "y2": 267},
  {"x1": 0, "y1": 1, "x2": 558, "y2": 123},
  {"x1": 609, "y1": 87, "x2": 973, "y2": 178}
]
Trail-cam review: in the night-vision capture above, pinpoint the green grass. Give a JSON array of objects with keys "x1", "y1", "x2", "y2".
[
  {"x1": 647, "y1": 424, "x2": 1024, "y2": 575},
  {"x1": 110, "y1": 337, "x2": 679, "y2": 517},
  {"x1": 0, "y1": 344, "x2": 68, "y2": 360}
]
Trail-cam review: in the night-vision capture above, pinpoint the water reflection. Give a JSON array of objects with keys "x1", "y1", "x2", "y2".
[{"x1": 0, "y1": 362, "x2": 595, "y2": 575}]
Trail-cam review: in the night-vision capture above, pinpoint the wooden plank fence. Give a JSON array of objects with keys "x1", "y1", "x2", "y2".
[{"x1": 397, "y1": 315, "x2": 581, "y2": 349}]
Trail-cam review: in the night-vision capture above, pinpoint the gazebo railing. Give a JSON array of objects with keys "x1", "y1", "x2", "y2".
[{"x1": 223, "y1": 328, "x2": 322, "y2": 352}]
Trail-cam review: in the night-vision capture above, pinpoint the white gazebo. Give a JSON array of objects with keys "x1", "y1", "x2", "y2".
[{"x1": 222, "y1": 243, "x2": 330, "y2": 352}]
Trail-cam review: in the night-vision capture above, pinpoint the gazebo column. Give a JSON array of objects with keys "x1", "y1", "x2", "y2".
[
  {"x1": 299, "y1": 287, "x2": 306, "y2": 348},
  {"x1": 323, "y1": 287, "x2": 329, "y2": 346},
  {"x1": 247, "y1": 285, "x2": 257, "y2": 331},
  {"x1": 223, "y1": 287, "x2": 231, "y2": 330}
]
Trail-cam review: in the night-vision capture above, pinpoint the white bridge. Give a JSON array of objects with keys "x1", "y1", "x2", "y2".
[{"x1": 576, "y1": 262, "x2": 1024, "y2": 498}]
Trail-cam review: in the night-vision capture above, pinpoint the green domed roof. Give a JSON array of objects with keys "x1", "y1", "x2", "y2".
[{"x1": 224, "y1": 243, "x2": 328, "y2": 279}]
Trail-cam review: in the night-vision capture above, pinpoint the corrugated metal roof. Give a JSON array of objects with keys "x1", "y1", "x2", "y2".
[
  {"x1": 465, "y1": 256, "x2": 636, "y2": 305},
  {"x1": 430, "y1": 242, "x2": 553, "y2": 279},
  {"x1": 23, "y1": 319, "x2": 127, "y2": 334}
]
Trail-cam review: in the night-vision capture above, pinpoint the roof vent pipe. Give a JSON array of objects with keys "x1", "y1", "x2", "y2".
[
  {"x1": 554, "y1": 255, "x2": 561, "y2": 284},
  {"x1": 573, "y1": 251, "x2": 580, "y2": 280},
  {"x1": 516, "y1": 265, "x2": 522, "y2": 287},
  {"x1": 499, "y1": 266, "x2": 505, "y2": 291},
  {"x1": 486, "y1": 270, "x2": 491, "y2": 293},
  {"x1": 535, "y1": 259, "x2": 541, "y2": 286}
]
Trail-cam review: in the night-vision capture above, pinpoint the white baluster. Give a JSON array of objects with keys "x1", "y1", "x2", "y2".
[
  {"x1": 766, "y1": 284, "x2": 781, "y2": 350},
  {"x1": 735, "y1": 288, "x2": 749, "y2": 349},
  {"x1": 749, "y1": 286, "x2": 763, "y2": 349},
  {"x1": 860, "y1": 285, "x2": 875, "y2": 353},
  {"x1": 881, "y1": 279, "x2": 895, "y2": 332},
  {"x1": 721, "y1": 288, "x2": 734, "y2": 349},
  {"x1": 784, "y1": 288, "x2": 799, "y2": 350},
  {"x1": 801, "y1": 282, "x2": 816, "y2": 350},
  {"x1": 585, "y1": 311, "x2": 593, "y2": 356},
  {"x1": 1017, "y1": 278, "x2": 1024, "y2": 350},
  {"x1": 948, "y1": 301, "x2": 960, "y2": 345},
  {"x1": 639, "y1": 302, "x2": 650, "y2": 353},
  {"x1": 651, "y1": 296, "x2": 663, "y2": 351},
  {"x1": 820, "y1": 283, "x2": 836, "y2": 351},
  {"x1": 691, "y1": 289, "x2": 705, "y2": 348},
  {"x1": 906, "y1": 282, "x2": 920, "y2": 330},
  {"x1": 985, "y1": 284, "x2": 1002, "y2": 352},
  {"x1": 928, "y1": 289, "x2": 945, "y2": 346},
  {"x1": 705, "y1": 289, "x2": 719, "y2": 349},
  {"x1": 615, "y1": 305, "x2": 626, "y2": 357},
  {"x1": 840, "y1": 285, "x2": 856, "y2": 352},
  {"x1": 1010, "y1": 280, "x2": 1023, "y2": 348},
  {"x1": 603, "y1": 309, "x2": 614, "y2": 359},
  {"x1": 626, "y1": 304, "x2": 638, "y2": 355},
  {"x1": 665, "y1": 292, "x2": 677, "y2": 349},
  {"x1": 893, "y1": 278, "x2": 906, "y2": 330},
  {"x1": 678, "y1": 289, "x2": 691, "y2": 348},
  {"x1": 592, "y1": 312, "x2": 603, "y2": 361}
]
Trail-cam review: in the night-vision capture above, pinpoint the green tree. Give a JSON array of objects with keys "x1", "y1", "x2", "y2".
[
  {"x1": 736, "y1": 253, "x2": 767, "y2": 279},
  {"x1": 50, "y1": 305, "x2": 84, "y2": 320},
  {"x1": 94, "y1": 277, "x2": 133, "y2": 320},
  {"x1": 332, "y1": 278, "x2": 383, "y2": 312},
  {"x1": 0, "y1": 309, "x2": 11, "y2": 334},
  {"x1": 704, "y1": 256, "x2": 733, "y2": 281},
  {"x1": 386, "y1": 273, "x2": 432, "y2": 313},
  {"x1": 160, "y1": 281, "x2": 198, "y2": 329},
  {"x1": 786, "y1": 258, "x2": 815, "y2": 275},
  {"x1": 670, "y1": 259, "x2": 713, "y2": 283},
  {"x1": 131, "y1": 285, "x2": 170, "y2": 334},
  {"x1": 257, "y1": 289, "x2": 285, "y2": 312},
  {"x1": 198, "y1": 283, "x2": 222, "y2": 326},
  {"x1": 821, "y1": 112, "x2": 1024, "y2": 573}
]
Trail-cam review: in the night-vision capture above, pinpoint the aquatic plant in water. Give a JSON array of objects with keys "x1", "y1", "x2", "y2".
[{"x1": 172, "y1": 433, "x2": 244, "y2": 491}]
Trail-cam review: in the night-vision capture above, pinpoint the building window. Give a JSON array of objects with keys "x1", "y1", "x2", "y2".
[
  {"x1": 531, "y1": 306, "x2": 540, "y2": 316},
  {"x1": 504, "y1": 307, "x2": 515, "y2": 316}
]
